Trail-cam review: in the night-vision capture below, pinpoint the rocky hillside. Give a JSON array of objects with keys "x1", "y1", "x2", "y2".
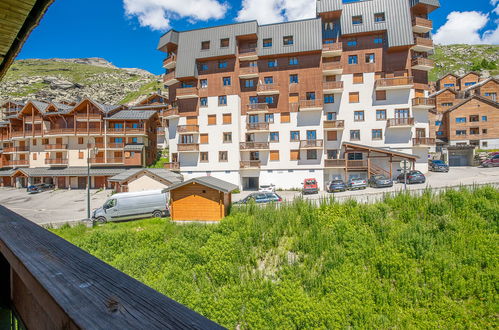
[
  {"x1": 0, "y1": 58, "x2": 164, "y2": 105},
  {"x1": 430, "y1": 44, "x2": 499, "y2": 81}
]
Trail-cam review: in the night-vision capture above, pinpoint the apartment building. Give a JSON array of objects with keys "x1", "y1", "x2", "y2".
[
  {"x1": 0, "y1": 98, "x2": 159, "y2": 188},
  {"x1": 131, "y1": 93, "x2": 170, "y2": 148},
  {"x1": 158, "y1": 0, "x2": 440, "y2": 190}
]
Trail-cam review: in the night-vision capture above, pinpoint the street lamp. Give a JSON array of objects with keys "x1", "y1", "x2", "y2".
[{"x1": 87, "y1": 137, "x2": 99, "y2": 220}]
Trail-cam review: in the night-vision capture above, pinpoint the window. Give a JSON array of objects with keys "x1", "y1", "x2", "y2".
[
  {"x1": 78, "y1": 137, "x2": 84, "y2": 144},
  {"x1": 470, "y1": 127, "x2": 479, "y2": 135},
  {"x1": 374, "y1": 12, "x2": 385, "y2": 22},
  {"x1": 220, "y1": 38, "x2": 229, "y2": 48},
  {"x1": 281, "y1": 112, "x2": 290, "y2": 123},
  {"x1": 200, "y1": 152, "x2": 209, "y2": 162},
  {"x1": 349, "y1": 92, "x2": 359, "y2": 103},
  {"x1": 263, "y1": 38, "x2": 272, "y2": 47},
  {"x1": 350, "y1": 130, "x2": 360, "y2": 141},
  {"x1": 324, "y1": 21, "x2": 334, "y2": 30},
  {"x1": 456, "y1": 130, "x2": 466, "y2": 136},
  {"x1": 326, "y1": 112, "x2": 337, "y2": 120},
  {"x1": 348, "y1": 153, "x2": 363, "y2": 160},
  {"x1": 42, "y1": 138, "x2": 48, "y2": 144},
  {"x1": 265, "y1": 96, "x2": 274, "y2": 104},
  {"x1": 482, "y1": 116, "x2": 488, "y2": 122},
  {"x1": 324, "y1": 94, "x2": 334, "y2": 104},
  {"x1": 33, "y1": 139, "x2": 37, "y2": 146},
  {"x1": 444, "y1": 83, "x2": 455, "y2": 87},
  {"x1": 327, "y1": 131, "x2": 337, "y2": 141},
  {"x1": 223, "y1": 77, "x2": 231, "y2": 86},
  {"x1": 442, "y1": 103, "x2": 453, "y2": 107},
  {"x1": 374, "y1": 35, "x2": 384, "y2": 44},
  {"x1": 483, "y1": 129, "x2": 488, "y2": 134},
  {"x1": 283, "y1": 36, "x2": 294, "y2": 46},
  {"x1": 353, "y1": 73, "x2": 364, "y2": 84},
  {"x1": 264, "y1": 77, "x2": 274, "y2": 84},
  {"x1": 219, "y1": 151, "x2": 228, "y2": 162},
  {"x1": 352, "y1": 15, "x2": 363, "y2": 25},
  {"x1": 218, "y1": 61, "x2": 228, "y2": 69},
  {"x1": 435, "y1": 121, "x2": 442, "y2": 126},
  {"x1": 347, "y1": 38, "x2": 357, "y2": 47},
  {"x1": 270, "y1": 150, "x2": 280, "y2": 161},
  {"x1": 354, "y1": 111, "x2": 365, "y2": 121},
  {"x1": 290, "y1": 150, "x2": 300, "y2": 160},
  {"x1": 201, "y1": 41, "x2": 210, "y2": 50},
  {"x1": 200, "y1": 63, "x2": 208, "y2": 71},
  {"x1": 372, "y1": 129, "x2": 382, "y2": 140},
  {"x1": 289, "y1": 74, "x2": 299, "y2": 84},
  {"x1": 245, "y1": 80, "x2": 255, "y2": 88},
  {"x1": 114, "y1": 137, "x2": 123, "y2": 143},
  {"x1": 268, "y1": 59, "x2": 278, "y2": 68},
  {"x1": 200, "y1": 97, "x2": 208, "y2": 107},
  {"x1": 376, "y1": 90, "x2": 386, "y2": 100},
  {"x1": 223, "y1": 113, "x2": 232, "y2": 124},
  {"x1": 365, "y1": 53, "x2": 375, "y2": 63},
  {"x1": 290, "y1": 131, "x2": 300, "y2": 141},
  {"x1": 456, "y1": 117, "x2": 466, "y2": 123},
  {"x1": 219, "y1": 95, "x2": 227, "y2": 106},
  {"x1": 249, "y1": 151, "x2": 259, "y2": 161},
  {"x1": 464, "y1": 82, "x2": 476, "y2": 86},
  {"x1": 33, "y1": 153, "x2": 37, "y2": 160},
  {"x1": 78, "y1": 152, "x2": 84, "y2": 159},
  {"x1": 376, "y1": 109, "x2": 386, "y2": 120},
  {"x1": 482, "y1": 141, "x2": 488, "y2": 147},
  {"x1": 249, "y1": 96, "x2": 258, "y2": 104},
  {"x1": 484, "y1": 92, "x2": 497, "y2": 101},
  {"x1": 200, "y1": 134, "x2": 209, "y2": 144},
  {"x1": 306, "y1": 92, "x2": 316, "y2": 100},
  {"x1": 306, "y1": 130, "x2": 316, "y2": 140},
  {"x1": 469, "y1": 115, "x2": 479, "y2": 122},
  {"x1": 289, "y1": 57, "x2": 298, "y2": 65},
  {"x1": 223, "y1": 132, "x2": 232, "y2": 143},
  {"x1": 270, "y1": 132, "x2": 279, "y2": 142},
  {"x1": 436, "y1": 131, "x2": 444, "y2": 136},
  {"x1": 348, "y1": 55, "x2": 358, "y2": 64},
  {"x1": 265, "y1": 113, "x2": 274, "y2": 123},
  {"x1": 307, "y1": 150, "x2": 317, "y2": 160},
  {"x1": 208, "y1": 115, "x2": 216, "y2": 125},
  {"x1": 200, "y1": 79, "x2": 208, "y2": 88}
]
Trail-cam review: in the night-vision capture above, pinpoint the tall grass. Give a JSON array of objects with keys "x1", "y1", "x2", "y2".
[{"x1": 53, "y1": 187, "x2": 499, "y2": 329}]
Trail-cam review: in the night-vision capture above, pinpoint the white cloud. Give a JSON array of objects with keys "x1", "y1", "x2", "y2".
[
  {"x1": 433, "y1": 11, "x2": 499, "y2": 45},
  {"x1": 123, "y1": 0, "x2": 228, "y2": 31},
  {"x1": 236, "y1": 0, "x2": 315, "y2": 24}
]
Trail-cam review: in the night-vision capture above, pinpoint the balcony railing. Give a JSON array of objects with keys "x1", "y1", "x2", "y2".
[
  {"x1": 322, "y1": 42, "x2": 342, "y2": 53},
  {"x1": 413, "y1": 137, "x2": 436, "y2": 146},
  {"x1": 413, "y1": 37, "x2": 434, "y2": 51},
  {"x1": 24, "y1": 115, "x2": 42, "y2": 123},
  {"x1": 163, "y1": 70, "x2": 177, "y2": 85},
  {"x1": 4, "y1": 146, "x2": 29, "y2": 152},
  {"x1": 178, "y1": 143, "x2": 200, "y2": 152},
  {"x1": 239, "y1": 142, "x2": 270, "y2": 150},
  {"x1": 412, "y1": 17, "x2": 432, "y2": 32},
  {"x1": 90, "y1": 157, "x2": 106, "y2": 164},
  {"x1": 299, "y1": 140, "x2": 324, "y2": 149},
  {"x1": 412, "y1": 97, "x2": 436, "y2": 108},
  {"x1": 176, "y1": 87, "x2": 199, "y2": 99},
  {"x1": 411, "y1": 57, "x2": 434, "y2": 69},
  {"x1": 107, "y1": 143, "x2": 125, "y2": 149},
  {"x1": 323, "y1": 81, "x2": 344, "y2": 91},
  {"x1": 177, "y1": 125, "x2": 199, "y2": 133},
  {"x1": 106, "y1": 157, "x2": 125, "y2": 164},
  {"x1": 75, "y1": 114, "x2": 102, "y2": 121},
  {"x1": 163, "y1": 54, "x2": 177, "y2": 68},
  {"x1": 375, "y1": 77, "x2": 414, "y2": 90},
  {"x1": 239, "y1": 66, "x2": 258, "y2": 77},
  {"x1": 45, "y1": 158, "x2": 68, "y2": 165},
  {"x1": 246, "y1": 122, "x2": 270, "y2": 131},
  {"x1": 324, "y1": 120, "x2": 345, "y2": 129},
  {"x1": 299, "y1": 99, "x2": 323, "y2": 110},
  {"x1": 11, "y1": 131, "x2": 25, "y2": 138},
  {"x1": 289, "y1": 82, "x2": 299, "y2": 93},
  {"x1": 325, "y1": 159, "x2": 346, "y2": 167},
  {"x1": 322, "y1": 62, "x2": 343, "y2": 73},
  {"x1": 240, "y1": 160, "x2": 261, "y2": 169},
  {"x1": 164, "y1": 162, "x2": 180, "y2": 170},
  {"x1": 10, "y1": 160, "x2": 29, "y2": 166},
  {"x1": 238, "y1": 47, "x2": 258, "y2": 60},
  {"x1": 346, "y1": 159, "x2": 368, "y2": 168},
  {"x1": 45, "y1": 128, "x2": 75, "y2": 135},
  {"x1": 45, "y1": 144, "x2": 68, "y2": 150},
  {"x1": 246, "y1": 103, "x2": 269, "y2": 113},
  {"x1": 387, "y1": 118, "x2": 415, "y2": 127},
  {"x1": 161, "y1": 108, "x2": 179, "y2": 118},
  {"x1": 257, "y1": 84, "x2": 279, "y2": 94}
]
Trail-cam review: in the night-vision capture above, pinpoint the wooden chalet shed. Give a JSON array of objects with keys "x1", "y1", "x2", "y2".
[{"x1": 163, "y1": 176, "x2": 238, "y2": 221}]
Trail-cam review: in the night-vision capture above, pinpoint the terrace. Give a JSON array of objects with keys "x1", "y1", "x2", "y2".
[
  {"x1": 375, "y1": 77, "x2": 414, "y2": 90},
  {"x1": 322, "y1": 42, "x2": 342, "y2": 57}
]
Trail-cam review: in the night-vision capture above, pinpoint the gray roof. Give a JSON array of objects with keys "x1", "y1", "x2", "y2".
[
  {"x1": 30, "y1": 100, "x2": 50, "y2": 114},
  {"x1": 124, "y1": 144, "x2": 145, "y2": 151},
  {"x1": 108, "y1": 168, "x2": 183, "y2": 184},
  {"x1": 106, "y1": 110, "x2": 156, "y2": 120},
  {"x1": 0, "y1": 169, "x2": 15, "y2": 176},
  {"x1": 343, "y1": 142, "x2": 419, "y2": 159},
  {"x1": 429, "y1": 87, "x2": 457, "y2": 98},
  {"x1": 7, "y1": 167, "x2": 127, "y2": 177},
  {"x1": 130, "y1": 104, "x2": 168, "y2": 110},
  {"x1": 162, "y1": 176, "x2": 238, "y2": 193},
  {"x1": 463, "y1": 77, "x2": 498, "y2": 92}
]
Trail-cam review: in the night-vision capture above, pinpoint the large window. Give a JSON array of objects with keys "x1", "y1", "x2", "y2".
[
  {"x1": 374, "y1": 12, "x2": 386, "y2": 22},
  {"x1": 200, "y1": 97, "x2": 208, "y2": 107},
  {"x1": 223, "y1": 132, "x2": 232, "y2": 143},
  {"x1": 366, "y1": 53, "x2": 375, "y2": 63},
  {"x1": 268, "y1": 59, "x2": 278, "y2": 68},
  {"x1": 326, "y1": 112, "x2": 337, "y2": 120},
  {"x1": 283, "y1": 36, "x2": 294, "y2": 45},
  {"x1": 265, "y1": 96, "x2": 274, "y2": 104},
  {"x1": 290, "y1": 131, "x2": 300, "y2": 141},
  {"x1": 347, "y1": 38, "x2": 357, "y2": 47},
  {"x1": 265, "y1": 113, "x2": 274, "y2": 123},
  {"x1": 324, "y1": 94, "x2": 334, "y2": 104},
  {"x1": 264, "y1": 77, "x2": 274, "y2": 84},
  {"x1": 270, "y1": 132, "x2": 279, "y2": 142},
  {"x1": 200, "y1": 79, "x2": 208, "y2": 88},
  {"x1": 263, "y1": 38, "x2": 272, "y2": 47},
  {"x1": 307, "y1": 150, "x2": 317, "y2": 160},
  {"x1": 245, "y1": 80, "x2": 255, "y2": 88},
  {"x1": 374, "y1": 35, "x2": 384, "y2": 44},
  {"x1": 456, "y1": 117, "x2": 466, "y2": 123},
  {"x1": 456, "y1": 130, "x2": 467, "y2": 136}
]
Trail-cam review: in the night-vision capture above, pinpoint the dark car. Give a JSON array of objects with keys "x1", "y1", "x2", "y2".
[
  {"x1": 429, "y1": 160, "x2": 449, "y2": 172},
  {"x1": 347, "y1": 178, "x2": 367, "y2": 190},
  {"x1": 368, "y1": 175, "x2": 393, "y2": 188},
  {"x1": 396, "y1": 170, "x2": 426, "y2": 184},
  {"x1": 327, "y1": 180, "x2": 347, "y2": 193},
  {"x1": 481, "y1": 154, "x2": 499, "y2": 167},
  {"x1": 27, "y1": 183, "x2": 54, "y2": 194},
  {"x1": 237, "y1": 192, "x2": 282, "y2": 204}
]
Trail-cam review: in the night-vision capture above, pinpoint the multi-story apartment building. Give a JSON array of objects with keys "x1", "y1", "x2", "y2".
[
  {"x1": 158, "y1": 0, "x2": 440, "y2": 190},
  {"x1": 130, "y1": 93, "x2": 170, "y2": 148},
  {"x1": 0, "y1": 98, "x2": 159, "y2": 188}
]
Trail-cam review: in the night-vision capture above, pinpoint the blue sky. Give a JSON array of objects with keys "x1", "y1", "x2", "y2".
[{"x1": 17, "y1": 0, "x2": 499, "y2": 75}]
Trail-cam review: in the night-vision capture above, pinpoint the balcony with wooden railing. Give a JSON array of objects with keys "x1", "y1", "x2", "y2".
[
  {"x1": 322, "y1": 61, "x2": 343, "y2": 75},
  {"x1": 106, "y1": 157, "x2": 125, "y2": 164},
  {"x1": 177, "y1": 143, "x2": 200, "y2": 152},
  {"x1": 325, "y1": 159, "x2": 346, "y2": 168},
  {"x1": 45, "y1": 128, "x2": 75, "y2": 135},
  {"x1": 45, "y1": 158, "x2": 68, "y2": 165},
  {"x1": 164, "y1": 162, "x2": 180, "y2": 170},
  {"x1": 90, "y1": 157, "x2": 106, "y2": 164},
  {"x1": 299, "y1": 99, "x2": 323, "y2": 111},
  {"x1": 24, "y1": 115, "x2": 42, "y2": 123},
  {"x1": 323, "y1": 81, "x2": 344, "y2": 93},
  {"x1": 375, "y1": 76, "x2": 414, "y2": 90},
  {"x1": 411, "y1": 57, "x2": 434, "y2": 71},
  {"x1": 413, "y1": 137, "x2": 436, "y2": 146},
  {"x1": 246, "y1": 103, "x2": 269, "y2": 114},
  {"x1": 161, "y1": 107, "x2": 179, "y2": 119},
  {"x1": 107, "y1": 143, "x2": 125, "y2": 149},
  {"x1": 163, "y1": 70, "x2": 178, "y2": 86},
  {"x1": 75, "y1": 113, "x2": 102, "y2": 121},
  {"x1": 44, "y1": 144, "x2": 68, "y2": 150},
  {"x1": 299, "y1": 140, "x2": 324, "y2": 149},
  {"x1": 238, "y1": 47, "x2": 258, "y2": 61},
  {"x1": 162, "y1": 54, "x2": 177, "y2": 69},
  {"x1": 387, "y1": 118, "x2": 415, "y2": 128},
  {"x1": 9, "y1": 160, "x2": 29, "y2": 166},
  {"x1": 412, "y1": 97, "x2": 436, "y2": 109},
  {"x1": 246, "y1": 122, "x2": 270, "y2": 132},
  {"x1": 257, "y1": 83, "x2": 279, "y2": 95},
  {"x1": 324, "y1": 120, "x2": 345, "y2": 130},
  {"x1": 239, "y1": 66, "x2": 259, "y2": 78},
  {"x1": 240, "y1": 160, "x2": 261, "y2": 169},
  {"x1": 322, "y1": 42, "x2": 342, "y2": 57},
  {"x1": 3, "y1": 146, "x2": 30, "y2": 153},
  {"x1": 177, "y1": 125, "x2": 199, "y2": 134},
  {"x1": 176, "y1": 87, "x2": 199, "y2": 99},
  {"x1": 346, "y1": 159, "x2": 369, "y2": 168},
  {"x1": 11, "y1": 131, "x2": 25, "y2": 138},
  {"x1": 412, "y1": 17, "x2": 433, "y2": 33},
  {"x1": 239, "y1": 142, "x2": 270, "y2": 150},
  {"x1": 412, "y1": 37, "x2": 434, "y2": 52}
]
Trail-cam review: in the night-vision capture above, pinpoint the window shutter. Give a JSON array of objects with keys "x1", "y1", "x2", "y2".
[
  {"x1": 376, "y1": 90, "x2": 386, "y2": 100},
  {"x1": 200, "y1": 134, "x2": 209, "y2": 144},
  {"x1": 223, "y1": 114, "x2": 232, "y2": 124},
  {"x1": 281, "y1": 112, "x2": 290, "y2": 123},
  {"x1": 327, "y1": 131, "x2": 337, "y2": 141},
  {"x1": 290, "y1": 150, "x2": 300, "y2": 160},
  {"x1": 208, "y1": 115, "x2": 216, "y2": 125},
  {"x1": 349, "y1": 92, "x2": 359, "y2": 103},
  {"x1": 353, "y1": 73, "x2": 364, "y2": 84},
  {"x1": 270, "y1": 150, "x2": 279, "y2": 161},
  {"x1": 186, "y1": 116, "x2": 198, "y2": 125}
]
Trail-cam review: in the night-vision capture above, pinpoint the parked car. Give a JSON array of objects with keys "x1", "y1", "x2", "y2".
[
  {"x1": 27, "y1": 183, "x2": 54, "y2": 194},
  {"x1": 236, "y1": 192, "x2": 282, "y2": 204},
  {"x1": 327, "y1": 180, "x2": 347, "y2": 193},
  {"x1": 259, "y1": 184, "x2": 275, "y2": 193},
  {"x1": 429, "y1": 160, "x2": 449, "y2": 172},
  {"x1": 481, "y1": 154, "x2": 499, "y2": 167},
  {"x1": 302, "y1": 178, "x2": 319, "y2": 194},
  {"x1": 396, "y1": 170, "x2": 426, "y2": 184},
  {"x1": 92, "y1": 189, "x2": 168, "y2": 223},
  {"x1": 368, "y1": 175, "x2": 393, "y2": 188},
  {"x1": 347, "y1": 178, "x2": 368, "y2": 190}
]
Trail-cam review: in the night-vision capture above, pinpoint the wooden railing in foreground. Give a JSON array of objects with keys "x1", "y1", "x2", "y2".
[{"x1": 0, "y1": 206, "x2": 223, "y2": 329}]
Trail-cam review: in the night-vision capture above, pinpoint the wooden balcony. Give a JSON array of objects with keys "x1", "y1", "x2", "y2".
[
  {"x1": 24, "y1": 115, "x2": 42, "y2": 123},
  {"x1": 412, "y1": 97, "x2": 435, "y2": 109},
  {"x1": 325, "y1": 159, "x2": 346, "y2": 168},
  {"x1": 346, "y1": 159, "x2": 368, "y2": 168},
  {"x1": 3, "y1": 146, "x2": 29, "y2": 153},
  {"x1": 413, "y1": 137, "x2": 436, "y2": 146},
  {"x1": 9, "y1": 160, "x2": 29, "y2": 166},
  {"x1": 412, "y1": 17, "x2": 433, "y2": 33},
  {"x1": 239, "y1": 142, "x2": 269, "y2": 151},
  {"x1": 257, "y1": 83, "x2": 279, "y2": 95},
  {"x1": 162, "y1": 54, "x2": 177, "y2": 69},
  {"x1": 412, "y1": 37, "x2": 434, "y2": 52},
  {"x1": 375, "y1": 77, "x2": 414, "y2": 90},
  {"x1": 164, "y1": 162, "x2": 180, "y2": 170},
  {"x1": 90, "y1": 157, "x2": 106, "y2": 164},
  {"x1": 289, "y1": 82, "x2": 299, "y2": 93},
  {"x1": 163, "y1": 70, "x2": 178, "y2": 86},
  {"x1": 323, "y1": 81, "x2": 344, "y2": 93},
  {"x1": 246, "y1": 122, "x2": 270, "y2": 132},
  {"x1": 177, "y1": 143, "x2": 200, "y2": 152},
  {"x1": 240, "y1": 160, "x2": 261, "y2": 169},
  {"x1": 106, "y1": 157, "x2": 125, "y2": 164},
  {"x1": 299, "y1": 99, "x2": 323, "y2": 111},
  {"x1": 322, "y1": 42, "x2": 342, "y2": 57},
  {"x1": 299, "y1": 140, "x2": 324, "y2": 149},
  {"x1": 125, "y1": 128, "x2": 146, "y2": 135},
  {"x1": 11, "y1": 131, "x2": 25, "y2": 138},
  {"x1": 75, "y1": 113, "x2": 102, "y2": 121},
  {"x1": 387, "y1": 118, "x2": 415, "y2": 128},
  {"x1": 177, "y1": 125, "x2": 199, "y2": 134},
  {"x1": 322, "y1": 62, "x2": 343, "y2": 75},
  {"x1": 176, "y1": 87, "x2": 199, "y2": 100},
  {"x1": 161, "y1": 107, "x2": 179, "y2": 119},
  {"x1": 45, "y1": 144, "x2": 68, "y2": 150},
  {"x1": 45, "y1": 128, "x2": 75, "y2": 135},
  {"x1": 239, "y1": 66, "x2": 259, "y2": 78},
  {"x1": 45, "y1": 158, "x2": 68, "y2": 165},
  {"x1": 246, "y1": 103, "x2": 269, "y2": 114},
  {"x1": 324, "y1": 120, "x2": 345, "y2": 130},
  {"x1": 238, "y1": 47, "x2": 258, "y2": 61},
  {"x1": 107, "y1": 143, "x2": 125, "y2": 149},
  {"x1": 411, "y1": 57, "x2": 434, "y2": 71}
]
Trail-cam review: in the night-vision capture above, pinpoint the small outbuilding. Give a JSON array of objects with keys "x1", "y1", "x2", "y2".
[
  {"x1": 108, "y1": 168, "x2": 183, "y2": 193},
  {"x1": 163, "y1": 176, "x2": 238, "y2": 222}
]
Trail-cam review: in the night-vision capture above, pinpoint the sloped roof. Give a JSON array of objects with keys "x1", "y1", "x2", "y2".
[
  {"x1": 444, "y1": 95, "x2": 499, "y2": 114},
  {"x1": 436, "y1": 73, "x2": 459, "y2": 82},
  {"x1": 343, "y1": 142, "x2": 419, "y2": 160},
  {"x1": 462, "y1": 77, "x2": 499, "y2": 92},
  {"x1": 162, "y1": 176, "x2": 238, "y2": 193},
  {"x1": 124, "y1": 144, "x2": 145, "y2": 151},
  {"x1": 105, "y1": 110, "x2": 156, "y2": 120},
  {"x1": 108, "y1": 168, "x2": 183, "y2": 184},
  {"x1": 429, "y1": 87, "x2": 458, "y2": 98}
]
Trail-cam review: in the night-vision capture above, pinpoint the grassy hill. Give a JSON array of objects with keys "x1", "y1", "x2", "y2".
[{"x1": 53, "y1": 187, "x2": 498, "y2": 329}]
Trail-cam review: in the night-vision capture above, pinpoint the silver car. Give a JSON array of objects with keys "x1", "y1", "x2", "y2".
[{"x1": 347, "y1": 178, "x2": 368, "y2": 190}]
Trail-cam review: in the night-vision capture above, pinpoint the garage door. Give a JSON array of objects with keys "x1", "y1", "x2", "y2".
[
  {"x1": 78, "y1": 177, "x2": 87, "y2": 189},
  {"x1": 449, "y1": 155, "x2": 468, "y2": 166},
  {"x1": 94, "y1": 176, "x2": 106, "y2": 189},
  {"x1": 57, "y1": 177, "x2": 66, "y2": 189}
]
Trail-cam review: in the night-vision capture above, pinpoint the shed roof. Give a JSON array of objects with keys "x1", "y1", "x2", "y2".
[
  {"x1": 124, "y1": 144, "x2": 145, "y2": 151},
  {"x1": 163, "y1": 176, "x2": 238, "y2": 193},
  {"x1": 343, "y1": 142, "x2": 419, "y2": 160},
  {"x1": 108, "y1": 168, "x2": 183, "y2": 184}
]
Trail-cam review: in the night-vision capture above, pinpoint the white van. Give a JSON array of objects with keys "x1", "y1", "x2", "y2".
[{"x1": 92, "y1": 190, "x2": 168, "y2": 223}]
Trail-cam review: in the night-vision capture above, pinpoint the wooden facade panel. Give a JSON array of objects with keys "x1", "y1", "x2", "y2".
[{"x1": 170, "y1": 183, "x2": 225, "y2": 221}]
